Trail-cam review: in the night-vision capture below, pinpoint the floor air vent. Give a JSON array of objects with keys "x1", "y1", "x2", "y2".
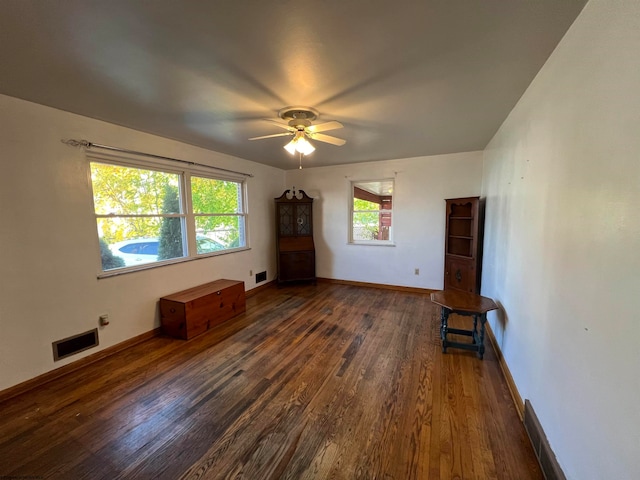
[
  {"x1": 53, "y1": 328, "x2": 99, "y2": 361},
  {"x1": 256, "y1": 271, "x2": 267, "y2": 283},
  {"x1": 524, "y1": 399, "x2": 566, "y2": 480}
]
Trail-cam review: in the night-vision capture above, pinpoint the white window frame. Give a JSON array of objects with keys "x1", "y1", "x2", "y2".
[
  {"x1": 187, "y1": 171, "x2": 248, "y2": 256},
  {"x1": 88, "y1": 153, "x2": 249, "y2": 277},
  {"x1": 349, "y1": 178, "x2": 395, "y2": 246}
]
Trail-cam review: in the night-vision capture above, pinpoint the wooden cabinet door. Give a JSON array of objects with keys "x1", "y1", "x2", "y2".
[
  {"x1": 278, "y1": 203, "x2": 313, "y2": 236},
  {"x1": 279, "y1": 251, "x2": 315, "y2": 282},
  {"x1": 444, "y1": 256, "x2": 476, "y2": 293},
  {"x1": 278, "y1": 204, "x2": 296, "y2": 236},
  {"x1": 295, "y1": 203, "x2": 312, "y2": 235}
]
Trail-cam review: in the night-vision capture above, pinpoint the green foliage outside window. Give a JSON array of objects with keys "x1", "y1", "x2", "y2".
[
  {"x1": 191, "y1": 176, "x2": 242, "y2": 247},
  {"x1": 99, "y1": 238, "x2": 125, "y2": 270},
  {"x1": 90, "y1": 161, "x2": 246, "y2": 270},
  {"x1": 158, "y1": 185, "x2": 183, "y2": 260},
  {"x1": 91, "y1": 163, "x2": 176, "y2": 243},
  {"x1": 353, "y1": 198, "x2": 381, "y2": 240},
  {"x1": 91, "y1": 164, "x2": 242, "y2": 245}
]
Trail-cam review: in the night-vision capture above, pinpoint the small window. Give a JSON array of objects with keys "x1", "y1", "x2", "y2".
[
  {"x1": 191, "y1": 176, "x2": 246, "y2": 253},
  {"x1": 350, "y1": 179, "x2": 394, "y2": 245}
]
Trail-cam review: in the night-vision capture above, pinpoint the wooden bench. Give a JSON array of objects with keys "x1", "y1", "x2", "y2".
[{"x1": 160, "y1": 279, "x2": 246, "y2": 340}]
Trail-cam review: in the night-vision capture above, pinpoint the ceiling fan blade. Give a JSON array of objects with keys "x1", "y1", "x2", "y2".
[
  {"x1": 307, "y1": 121, "x2": 343, "y2": 133},
  {"x1": 249, "y1": 132, "x2": 293, "y2": 141},
  {"x1": 263, "y1": 119, "x2": 296, "y2": 131},
  {"x1": 308, "y1": 132, "x2": 347, "y2": 146}
]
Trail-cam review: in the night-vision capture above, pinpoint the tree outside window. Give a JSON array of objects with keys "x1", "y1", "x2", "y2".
[{"x1": 90, "y1": 160, "x2": 247, "y2": 272}]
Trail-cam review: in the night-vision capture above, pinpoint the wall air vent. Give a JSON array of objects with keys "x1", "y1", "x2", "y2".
[
  {"x1": 256, "y1": 271, "x2": 267, "y2": 283},
  {"x1": 52, "y1": 328, "x2": 99, "y2": 361}
]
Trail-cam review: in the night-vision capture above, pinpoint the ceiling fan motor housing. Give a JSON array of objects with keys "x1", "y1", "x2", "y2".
[{"x1": 279, "y1": 106, "x2": 318, "y2": 128}]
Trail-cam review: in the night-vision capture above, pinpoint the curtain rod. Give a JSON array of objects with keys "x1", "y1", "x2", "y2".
[{"x1": 61, "y1": 139, "x2": 254, "y2": 178}]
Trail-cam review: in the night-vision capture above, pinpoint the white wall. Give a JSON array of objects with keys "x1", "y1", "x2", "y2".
[
  {"x1": 285, "y1": 152, "x2": 483, "y2": 289},
  {"x1": 0, "y1": 94, "x2": 284, "y2": 391},
  {"x1": 0, "y1": 92, "x2": 482, "y2": 394},
  {"x1": 481, "y1": 1, "x2": 640, "y2": 478}
]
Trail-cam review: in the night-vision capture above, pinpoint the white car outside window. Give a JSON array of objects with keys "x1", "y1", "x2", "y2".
[{"x1": 109, "y1": 237, "x2": 225, "y2": 267}]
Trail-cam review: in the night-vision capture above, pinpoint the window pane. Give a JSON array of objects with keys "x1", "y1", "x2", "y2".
[
  {"x1": 195, "y1": 236, "x2": 226, "y2": 254},
  {"x1": 195, "y1": 215, "x2": 245, "y2": 250},
  {"x1": 191, "y1": 176, "x2": 241, "y2": 214},
  {"x1": 97, "y1": 217, "x2": 185, "y2": 269},
  {"x1": 351, "y1": 180, "x2": 393, "y2": 243},
  {"x1": 353, "y1": 212, "x2": 382, "y2": 241},
  {"x1": 90, "y1": 163, "x2": 181, "y2": 215},
  {"x1": 354, "y1": 198, "x2": 379, "y2": 210}
]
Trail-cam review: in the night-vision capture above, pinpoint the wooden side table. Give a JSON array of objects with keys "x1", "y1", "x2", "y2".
[{"x1": 430, "y1": 290, "x2": 498, "y2": 359}]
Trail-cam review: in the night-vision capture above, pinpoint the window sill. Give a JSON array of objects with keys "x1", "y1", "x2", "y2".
[{"x1": 348, "y1": 241, "x2": 396, "y2": 247}]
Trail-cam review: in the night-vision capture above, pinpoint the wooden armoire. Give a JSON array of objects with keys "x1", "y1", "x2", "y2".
[
  {"x1": 275, "y1": 189, "x2": 316, "y2": 284},
  {"x1": 443, "y1": 197, "x2": 484, "y2": 293}
]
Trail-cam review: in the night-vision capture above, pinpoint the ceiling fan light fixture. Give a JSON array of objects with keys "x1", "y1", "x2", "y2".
[
  {"x1": 284, "y1": 139, "x2": 297, "y2": 155},
  {"x1": 284, "y1": 135, "x2": 315, "y2": 156},
  {"x1": 297, "y1": 137, "x2": 315, "y2": 155},
  {"x1": 250, "y1": 106, "x2": 343, "y2": 158}
]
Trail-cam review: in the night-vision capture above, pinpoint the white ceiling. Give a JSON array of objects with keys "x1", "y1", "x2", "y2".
[{"x1": 0, "y1": 1, "x2": 587, "y2": 170}]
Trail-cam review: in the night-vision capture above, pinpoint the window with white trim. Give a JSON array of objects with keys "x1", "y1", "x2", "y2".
[
  {"x1": 350, "y1": 179, "x2": 394, "y2": 245},
  {"x1": 190, "y1": 175, "x2": 246, "y2": 253},
  {"x1": 90, "y1": 158, "x2": 247, "y2": 273}
]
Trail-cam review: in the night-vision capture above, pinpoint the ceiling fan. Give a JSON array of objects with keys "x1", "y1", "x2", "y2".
[{"x1": 249, "y1": 107, "x2": 346, "y2": 156}]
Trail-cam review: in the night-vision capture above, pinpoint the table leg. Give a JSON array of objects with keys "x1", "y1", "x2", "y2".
[
  {"x1": 440, "y1": 307, "x2": 450, "y2": 353},
  {"x1": 477, "y1": 313, "x2": 487, "y2": 359},
  {"x1": 472, "y1": 314, "x2": 478, "y2": 344}
]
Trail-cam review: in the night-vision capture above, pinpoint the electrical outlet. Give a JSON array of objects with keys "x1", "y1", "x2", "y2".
[
  {"x1": 249, "y1": 270, "x2": 253, "y2": 276},
  {"x1": 414, "y1": 268, "x2": 420, "y2": 275},
  {"x1": 99, "y1": 314, "x2": 109, "y2": 326}
]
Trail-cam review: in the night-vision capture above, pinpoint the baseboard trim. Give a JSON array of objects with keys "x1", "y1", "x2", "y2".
[
  {"x1": 2, "y1": 279, "x2": 274, "y2": 402},
  {"x1": 484, "y1": 322, "x2": 525, "y2": 420},
  {"x1": 317, "y1": 277, "x2": 437, "y2": 295},
  {"x1": 246, "y1": 279, "x2": 277, "y2": 297},
  {"x1": 0, "y1": 327, "x2": 162, "y2": 403}
]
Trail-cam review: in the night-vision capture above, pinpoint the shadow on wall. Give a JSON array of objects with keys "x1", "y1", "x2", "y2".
[
  {"x1": 493, "y1": 300, "x2": 509, "y2": 350},
  {"x1": 308, "y1": 192, "x2": 336, "y2": 279}
]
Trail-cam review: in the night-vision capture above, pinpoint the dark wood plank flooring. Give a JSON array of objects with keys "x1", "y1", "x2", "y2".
[{"x1": 0, "y1": 283, "x2": 541, "y2": 479}]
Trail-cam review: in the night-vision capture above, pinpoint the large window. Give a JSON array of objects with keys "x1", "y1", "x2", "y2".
[
  {"x1": 350, "y1": 179, "x2": 394, "y2": 245},
  {"x1": 90, "y1": 158, "x2": 247, "y2": 274}
]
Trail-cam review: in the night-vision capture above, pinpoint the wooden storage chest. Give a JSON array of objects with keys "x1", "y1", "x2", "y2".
[{"x1": 159, "y1": 279, "x2": 246, "y2": 340}]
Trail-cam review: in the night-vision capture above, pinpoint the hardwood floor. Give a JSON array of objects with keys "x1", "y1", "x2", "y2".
[{"x1": 0, "y1": 283, "x2": 542, "y2": 479}]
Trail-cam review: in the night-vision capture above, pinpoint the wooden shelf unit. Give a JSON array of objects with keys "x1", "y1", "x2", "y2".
[{"x1": 444, "y1": 197, "x2": 484, "y2": 294}]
